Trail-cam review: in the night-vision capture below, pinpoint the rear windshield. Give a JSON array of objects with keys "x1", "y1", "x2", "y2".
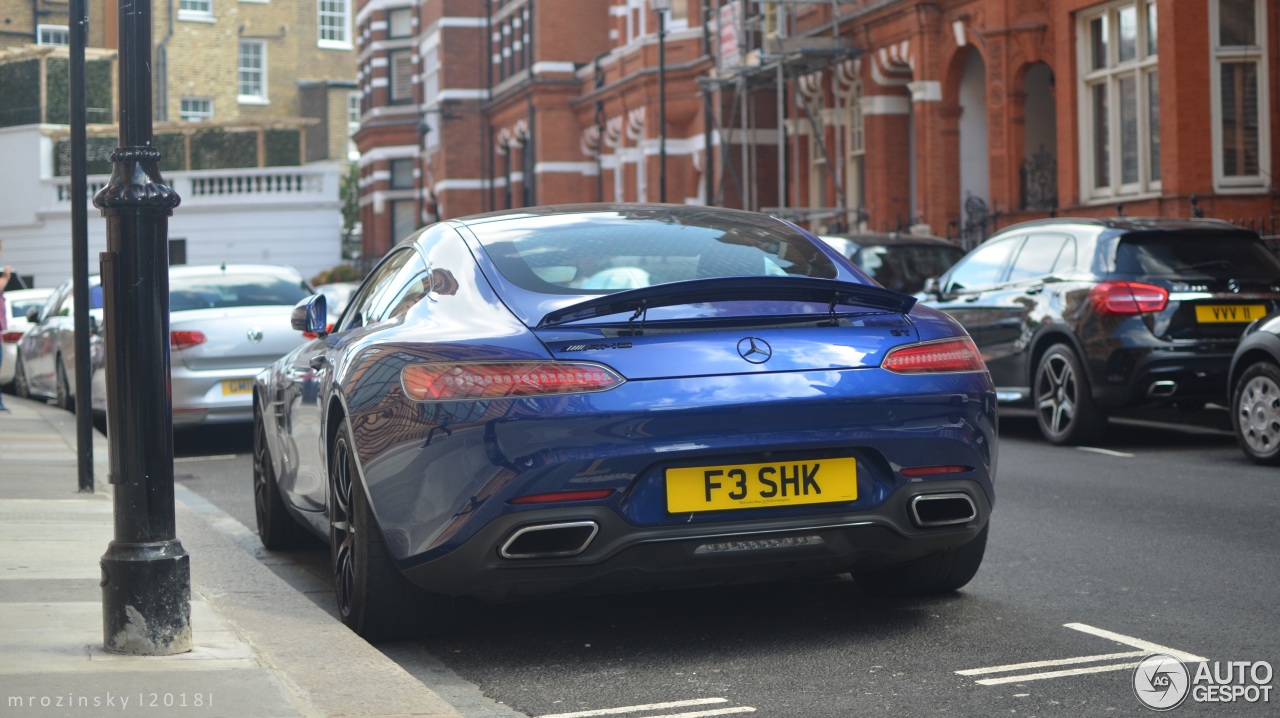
[
  {"x1": 1115, "y1": 233, "x2": 1280, "y2": 280},
  {"x1": 857, "y1": 244, "x2": 965, "y2": 294},
  {"x1": 169, "y1": 272, "x2": 311, "y2": 310},
  {"x1": 469, "y1": 209, "x2": 839, "y2": 295},
  {"x1": 11, "y1": 298, "x2": 48, "y2": 317}
]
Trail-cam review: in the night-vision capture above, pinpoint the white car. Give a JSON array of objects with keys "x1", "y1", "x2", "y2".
[
  {"x1": 2, "y1": 288, "x2": 54, "y2": 390},
  {"x1": 15, "y1": 265, "x2": 313, "y2": 426}
]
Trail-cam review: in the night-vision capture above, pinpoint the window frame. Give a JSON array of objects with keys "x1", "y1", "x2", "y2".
[
  {"x1": 179, "y1": 97, "x2": 214, "y2": 122},
  {"x1": 1209, "y1": 0, "x2": 1271, "y2": 192},
  {"x1": 1076, "y1": 1, "x2": 1161, "y2": 204},
  {"x1": 178, "y1": 0, "x2": 213, "y2": 20},
  {"x1": 388, "y1": 48, "x2": 415, "y2": 105},
  {"x1": 237, "y1": 40, "x2": 268, "y2": 104},
  {"x1": 318, "y1": 0, "x2": 352, "y2": 49},
  {"x1": 37, "y1": 24, "x2": 70, "y2": 46},
  {"x1": 388, "y1": 7, "x2": 414, "y2": 39}
]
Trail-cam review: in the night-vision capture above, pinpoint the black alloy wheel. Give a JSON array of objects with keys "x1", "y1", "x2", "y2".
[
  {"x1": 1034, "y1": 344, "x2": 1105, "y2": 445},
  {"x1": 253, "y1": 407, "x2": 312, "y2": 549},
  {"x1": 55, "y1": 357, "x2": 73, "y2": 412},
  {"x1": 13, "y1": 353, "x2": 30, "y2": 399},
  {"x1": 1232, "y1": 362, "x2": 1280, "y2": 465},
  {"x1": 328, "y1": 417, "x2": 447, "y2": 640}
]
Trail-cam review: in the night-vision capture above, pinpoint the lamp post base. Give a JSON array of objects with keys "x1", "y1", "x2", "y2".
[{"x1": 101, "y1": 540, "x2": 192, "y2": 655}]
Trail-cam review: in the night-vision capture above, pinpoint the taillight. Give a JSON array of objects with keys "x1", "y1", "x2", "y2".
[
  {"x1": 883, "y1": 337, "x2": 986, "y2": 374},
  {"x1": 400, "y1": 361, "x2": 624, "y2": 401},
  {"x1": 900, "y1": 465, "x2": 972, "y2": 477},
  {"x1": 170, "y1": 330, "x2": 207, "y2": 350},
  {"x1": 1, "y1": 331, "x2": 23, "y2": 343},
  {"x1": 1090, "y1": 281, "x2": 1168, "y2": 315}
]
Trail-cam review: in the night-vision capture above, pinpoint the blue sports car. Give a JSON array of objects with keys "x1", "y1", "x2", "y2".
[{"x1": 254, "y1": 204, "x2": 997, "y2": 639}]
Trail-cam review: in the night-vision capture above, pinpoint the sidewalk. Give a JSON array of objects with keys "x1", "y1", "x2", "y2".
[{"x1": 0, "y1": 395, "x2": 465, "y2": 718}]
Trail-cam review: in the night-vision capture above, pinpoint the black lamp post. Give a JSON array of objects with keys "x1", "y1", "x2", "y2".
[
  {"x1": 92, "y1": 0, "x2": 191, "y2": 655},
  {"x1": 651, "y1": 0, "x2": 670, "y2": 203}
]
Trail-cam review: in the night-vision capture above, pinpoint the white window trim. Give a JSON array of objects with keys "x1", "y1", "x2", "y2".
[
  {"x1": 179, "y1": 97, "x2": 214, "y2": 121},
  {"x1": 177, "y1": 0, "x2": 213, "y2": 21},
  {"x1": 237, "y1": 40, "x2": 268, "y2": 103},
  {"x1": 37, "y1": 24, "x2": 70, "y2": 45},
  {"x1": 1076, "y1": 1, "x2": 1162, "y2": 205},
  {"x1": 318, "y1": 0, "x2": 353, "y2": 49},
  {"x1": 1208, "y1": 0, "x2": 1271, "y2": 193}
]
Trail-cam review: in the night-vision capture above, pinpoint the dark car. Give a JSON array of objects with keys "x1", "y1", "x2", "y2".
[
  {"x1": 1228, "y1": 313, "x2": 1280, "y2": 464},
  {"x1": 918, "y1": 217, "x2": 1280, "y2": 445},
  {"x1": 820, "y1": 232, "x2": 966, "y2": 295},
  {"x1": 254, "y1": 204, "x2": 997, "y2": 639}
]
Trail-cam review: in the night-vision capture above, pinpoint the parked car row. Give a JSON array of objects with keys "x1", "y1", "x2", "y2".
[{"x1": 11, "y1": 264, "x2": 314, "y2": 428}]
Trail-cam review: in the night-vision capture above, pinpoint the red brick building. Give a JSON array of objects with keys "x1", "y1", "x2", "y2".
[{"x1": 353, "y1": 0, "x2": 1278, "y2": 261}]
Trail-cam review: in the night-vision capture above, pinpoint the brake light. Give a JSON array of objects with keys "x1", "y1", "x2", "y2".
[
  {"x1": 900, "y1": 465, "x2": 972, "y2": 477},
  {"x1": 509, "y1": 489, "x2": 615, "y2": 505},
  {"x1": 1, "y1": 331, "x2": 23, "y2": 343},
  {"x1": 882, "y1": 337, "x2": 986, "y2": 374},
  {"x1": 1090, "y1": 281, "x2": 1168, "y2": 315},
  {"x1": 401, "y1": 361, "x2": 625, "y2": 401},
  {"x1": 170, "y1": 330, "x2": 207, "y2": 350}
]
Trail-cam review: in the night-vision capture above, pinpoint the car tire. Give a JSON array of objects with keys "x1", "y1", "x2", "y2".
[
  {"x1": 329, "y1": 417, "x2": 451, "y2": 640},
  {"x1": 1232, "y1": 361, "x2": 1280, "y2": 465},
  {"x1": 253, "y1": 407, "x2": 313, "y2": 549},
  {"x1": 13, "y1": 353, "x2": 30, "y2": 399},
  {"x1": 1033, "y1": 344, "x2": 1106, "y2": 445},
  {"x1": 854, "y1": 523, "x2": 989, "y2": 597},
  {"x1": 55, "y1": 357, "x2": 74, "y2": 412}
]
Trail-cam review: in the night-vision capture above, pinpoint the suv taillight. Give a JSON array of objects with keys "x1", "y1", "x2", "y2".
[
  {"x1": 1090, "y1": 281, "x2": 1169, "y2": 316},
  {"x1": 883, "y1": 337, "x2": 986, "y2": 374}
]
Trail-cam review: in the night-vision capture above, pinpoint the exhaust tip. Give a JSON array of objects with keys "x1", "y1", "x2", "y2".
[
  {"x1": 910, "y1": 493, "x2": 977, "y2": 527},
  {"x1": 499, "y1": 521, "x2": 599, "y2": 559},
  {"x1": 1148, "y1": 380, "x2": 1178, "y2": 397}
]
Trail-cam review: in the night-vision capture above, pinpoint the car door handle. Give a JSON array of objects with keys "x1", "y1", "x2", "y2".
[
  {"x1": 963, "y1": 295, "x2": 980, "y2": 303},
  {"x1": 309, "y1": 355, "x2": 329, "y2": 370},
  {"x1": 1024, "y1": 286, "x2": 1044, "y2": 295}
]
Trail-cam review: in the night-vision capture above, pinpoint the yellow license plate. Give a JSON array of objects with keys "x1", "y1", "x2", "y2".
[
  {"x1": 1194, "y1": 304, "x2": 1267, "y2": 323},
  {"x1": 221, "y1": 379, "x2": 254, "y2": 396},
  {"x1": 666, "y1": 458, "x2": 857, "y2": 513}
]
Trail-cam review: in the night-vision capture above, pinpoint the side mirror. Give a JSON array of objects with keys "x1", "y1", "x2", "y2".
[
  {"x1": 922, "y1": 277, "x2": 941, "y2": 299},
  {"x1": 291, "y1": 294, "x2": 328, "y2": 336},
  {"x1": 26, "y1": 307, "x2": 39, "y2": 323}
]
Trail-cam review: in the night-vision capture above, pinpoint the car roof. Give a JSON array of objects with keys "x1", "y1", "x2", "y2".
[
  {"x1": 445, "y1": 203, "x2": 791, "y2": 230},
  {"x1": 169, "y1": 263, "x2": 304, "y2": 278},
  {"x1": 820, "y1": 232, "x2": 959, "y2": 248},
  {"x1": 997, "y1": 216, "x2": 1247, "y2": 235}
]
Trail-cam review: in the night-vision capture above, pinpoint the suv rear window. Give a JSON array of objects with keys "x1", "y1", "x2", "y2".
[
  {"x1": 1114, "y1": 232, "x2": 1280, "y2": 280},
  {"x1": 470, "y1": 209, "x2": 839, "y2": 296}
]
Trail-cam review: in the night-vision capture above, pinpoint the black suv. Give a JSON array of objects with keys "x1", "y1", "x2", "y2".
[{"x1": 920, "y1": 217, "x2": 1280, "y2": 444}]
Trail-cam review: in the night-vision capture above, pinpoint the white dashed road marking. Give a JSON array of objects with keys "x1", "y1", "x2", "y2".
[
  {"x1": 1076, "y1": 447, "x2": 1135, "y2": 458},
  {"x1": 957, "y1": 623, "x2": 1209, "y2": 686},
  {"x1": 538, "y1": 698, "x2": 756, "y2": 718}
]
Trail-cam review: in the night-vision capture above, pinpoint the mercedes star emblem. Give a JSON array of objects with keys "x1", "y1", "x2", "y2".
[
  {"x1": 737, "y1": 336, "x2": 772, "y2": 364},
  {"x1": 247, "y1": 327, "x2": 264, "y2": 343}
]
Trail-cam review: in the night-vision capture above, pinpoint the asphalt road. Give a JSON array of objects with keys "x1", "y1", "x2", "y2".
[{"x1": 172, "y1": 410, "x2": 1280, "y2": 717}]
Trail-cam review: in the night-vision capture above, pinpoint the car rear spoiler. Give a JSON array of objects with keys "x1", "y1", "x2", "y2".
[{"x1": 536, "y1": 276, "x2": 916, "y2": 328}]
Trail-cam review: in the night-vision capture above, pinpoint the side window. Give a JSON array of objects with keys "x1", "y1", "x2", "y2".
[
  {"x1": 1052, "y1": 237, "x2": 1078, "y2": 273},
  {"x1": 372, "y1": 252, "x2": 431, "y2": 320},
  {"x1": 1007, "y1": 234, "x2": 1071, "y2": 283},
  {"x1": 945, "y1": 237, "x2": 1019, "y2": 293},
  {"x1": 338, "y1": 249, "x2": 415, "y2": 330}
]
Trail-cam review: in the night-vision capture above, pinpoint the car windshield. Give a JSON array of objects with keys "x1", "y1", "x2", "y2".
[
  {"x1": 169, "y1": 272, "x2": 311, "y2": 310},
  {"x1": 856, "y1": 244, "x2": 965, "y2": 294},
  {"x1": 1115, "y1": 233, "x2": 1280, "y2": 280},
  {"x1": 470, "y1": 208, "x2": 839, "y2": 296}
]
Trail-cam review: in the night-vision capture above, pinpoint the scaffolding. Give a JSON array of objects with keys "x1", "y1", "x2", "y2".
[{"x1": 700, "y1": 0, "x2": 862, "y2": 230}]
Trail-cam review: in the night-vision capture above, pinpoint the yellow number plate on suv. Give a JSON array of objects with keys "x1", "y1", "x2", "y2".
[
  {"x1": 666, "y1": 458, "x2": 857, "y2": 513},
  {"x1": 1195, "y1": 305, "x2": 1266, "y2": 323}
]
